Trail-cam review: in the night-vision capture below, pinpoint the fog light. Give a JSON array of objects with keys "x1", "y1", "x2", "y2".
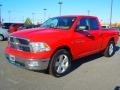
[{"x1": 27, "y1": 61, "x2": 39, "y2": 67}]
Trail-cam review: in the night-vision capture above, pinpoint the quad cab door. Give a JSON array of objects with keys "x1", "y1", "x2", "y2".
[{"x1": 73, "y1": 17, "x2": 103, "y2": 58}]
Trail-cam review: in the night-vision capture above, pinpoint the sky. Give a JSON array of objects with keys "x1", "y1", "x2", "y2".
[{"x1": 0, "y1": 0, "x2": 120, "y2": 24}]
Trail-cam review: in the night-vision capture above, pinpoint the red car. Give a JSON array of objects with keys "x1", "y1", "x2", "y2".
[
  {"x1": 5, "y1": 15, "x2": 119, "y2": 77},
  {"x1": 8, "y1": 24, "x2": 23, "y2": 33}
]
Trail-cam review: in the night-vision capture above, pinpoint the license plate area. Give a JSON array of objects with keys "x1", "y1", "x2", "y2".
[{"x1": 9, "y1": 55, "x2": 15, "y2": 62}]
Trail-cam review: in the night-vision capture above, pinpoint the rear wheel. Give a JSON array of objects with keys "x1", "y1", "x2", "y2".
[
  {"x1": 0, "y1": 34, "x2": 4, "y2": 41},
  {"x1": 49, "y1": 49, "x2": 72, "y2": 77},
  {"x1": 103, "y1": 41, "x2": 115, "y2": 57}
]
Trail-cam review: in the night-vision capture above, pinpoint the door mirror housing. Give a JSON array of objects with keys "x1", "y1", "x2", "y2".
[{"x1": 77, "y1": 26, "x2": 88, "y2": 31}]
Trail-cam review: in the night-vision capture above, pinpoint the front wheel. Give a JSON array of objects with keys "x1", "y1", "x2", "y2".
[
  {"x1": 49, "y1": 49, "x2": 72, "y2": 77},
  {"x1": 103, "y1": 41, "x2": 115, "y2": 57}
]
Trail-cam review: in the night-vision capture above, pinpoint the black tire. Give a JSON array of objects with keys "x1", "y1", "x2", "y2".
[
  {"x1": 0, "y1": 34, "x2": 4, "y2": 41},
  {"x1": 49, "y1": 49, "x2": 72, "y2": 77},
  {"x1": 103, "y1": 41, "x2": 115, "y2": 57}
]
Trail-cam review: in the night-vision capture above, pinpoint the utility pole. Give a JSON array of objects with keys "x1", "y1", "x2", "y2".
[
  {"x1": 110, "y1": 0, "x2": 113, "y2": 28},
  {"x1": 58, "y1": 1, "x2": 63, "y2": 16},
  {"x1": 0, "y1": 4, "x2": 2, "y2": 24}
]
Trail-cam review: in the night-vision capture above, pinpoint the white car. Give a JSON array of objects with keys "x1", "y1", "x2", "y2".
[{"x1": 0, "y1": 28, "x2": 9, "y2": 41}]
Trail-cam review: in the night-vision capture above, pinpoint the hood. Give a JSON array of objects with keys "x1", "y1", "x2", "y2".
[{"x1": 10, "y1": 28, "x2": 70, "y2": 42}]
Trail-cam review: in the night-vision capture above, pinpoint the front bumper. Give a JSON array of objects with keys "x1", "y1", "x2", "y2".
[{"x1": 5, "y1": 53, "x2": 50, "y2": 70}]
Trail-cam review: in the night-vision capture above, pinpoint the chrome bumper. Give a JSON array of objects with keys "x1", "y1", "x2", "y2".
[{"x1": 5, "y1": 53, "x2": 50, "y2": 70}]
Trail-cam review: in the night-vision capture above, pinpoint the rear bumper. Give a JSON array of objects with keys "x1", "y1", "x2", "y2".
[{"x1": 5, "y1": 53, "x2": 50, "y2": 70}]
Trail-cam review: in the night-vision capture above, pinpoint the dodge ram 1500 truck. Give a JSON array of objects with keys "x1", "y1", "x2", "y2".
[{"x1": 5, "y1": 15, "x2": 119, "y2": 77}]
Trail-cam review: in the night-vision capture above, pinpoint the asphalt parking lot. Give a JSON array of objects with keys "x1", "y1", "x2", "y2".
[{"x1": 0, "y1": 40, "x2": 120, "y2": 90}]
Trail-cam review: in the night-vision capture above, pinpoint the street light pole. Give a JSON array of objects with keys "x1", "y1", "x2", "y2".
[
  {"x1": 22, "y1": 16, "x2": 24, "y2": 23},
  {"x1": 0, "y1": 4, "x2": 2, "y2": 24},
  {"x1": 58, "y1": 1, "x2": 63, "y2": 16},
  {"x1": 32, "y1": 13, "x2": 35, "y2": 24},
  {"x1": 43, "y1": 8, "x2": 47, "y2": 21},
  {"x1": 8, "y1": 10, "x2": 11, "y2": 23},
  {"x1": 110, "y1": 0, "x2": 113, "y2": 28},
  {"x1": 88, "y1": 10, "x2": 90, "y2": 16}
]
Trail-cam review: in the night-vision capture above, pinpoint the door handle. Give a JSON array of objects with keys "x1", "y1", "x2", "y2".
[
  {"x1": 87, "y1": 34, "x2": 92, "y2": 37},
  {"x1": 87, "y1": 34, "x2": 94, "y2": 39}
]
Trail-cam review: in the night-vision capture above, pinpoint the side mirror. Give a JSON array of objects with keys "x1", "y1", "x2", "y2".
[{"x1": 77, "y1": 26, "x2": 88, "y2": 31}]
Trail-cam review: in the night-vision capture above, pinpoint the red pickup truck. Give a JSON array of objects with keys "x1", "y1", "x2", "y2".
[{"x1": 5, "y1": 15, "x2": 119, "y2": 77}]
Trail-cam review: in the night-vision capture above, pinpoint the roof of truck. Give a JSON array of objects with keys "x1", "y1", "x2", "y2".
[{"x1": 56, "y1": 15, "x2": 97, "y2": 18}]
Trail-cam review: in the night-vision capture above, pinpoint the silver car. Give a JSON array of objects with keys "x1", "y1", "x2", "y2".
[{"x1": 0, "y1": 28, "x2": 9, "y2": 41}]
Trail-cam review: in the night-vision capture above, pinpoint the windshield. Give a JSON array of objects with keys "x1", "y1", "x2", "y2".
[{"x1": 40, "y1": 17, "x2": 76, "y2": 30}]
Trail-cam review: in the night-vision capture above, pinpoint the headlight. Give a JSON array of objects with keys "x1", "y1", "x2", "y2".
[{"x1": 30, "y1": 42, "x2": 51, "y2": 52}]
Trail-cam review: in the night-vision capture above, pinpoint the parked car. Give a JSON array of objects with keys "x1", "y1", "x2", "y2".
[
  {"x1": 102, "y1": 25, "x2": 110, "y2": 29},
  {"x1": 18, "y1": 24, "x2": 42, "y2": 31},
  {"x1": 5, "y1": 15, "x2": 119, "y2": 77},
  {"x1": 8, "y1": 23, "x2": 23, "y2": 33},
  {"x1": 2, "y1": 23, "x2": 13, "y2": 29},
  {"x1": 116, "y1": 28, "x2": 120, "y2": 36},
  {"x1": 111, "y1": 27, "x2": 120, "y2": 36},
  {"x1": 0, "y1": 28, "x2": 9, "y2": 41}
]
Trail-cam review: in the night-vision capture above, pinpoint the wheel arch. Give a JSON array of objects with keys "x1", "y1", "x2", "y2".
[
  {"x1": 51, "y1": 46, "x2": 73, "y2": 60},
  {"x1": 105, "y1": 37, "x2": 115, "y2": 49},
  {"x1": 109, "y1": 37, "x2": 115, "y2": 44}
]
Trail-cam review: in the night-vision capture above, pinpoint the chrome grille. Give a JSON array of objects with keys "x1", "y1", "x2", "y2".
[{"x1": 9, "y1": 36, "x2": 30, "y2": 52}]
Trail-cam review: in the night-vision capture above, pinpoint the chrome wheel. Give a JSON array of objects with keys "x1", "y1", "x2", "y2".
[
  {"x1": 103, "y1": 41, "x2": 115, "y2": 57},
  {"x1": 55, "y1": 54, "x2": 69, "y2": 74},
  {"x1": 109, "y1": 43, "x2": 114, "y2": 55},
  {"x1": 49, "y1": 49, "x2": 71, "y2": 77}
]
